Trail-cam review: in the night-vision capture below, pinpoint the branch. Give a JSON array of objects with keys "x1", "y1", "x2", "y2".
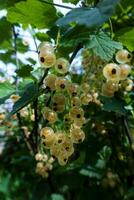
[
  {"x1": 122, "y1": 116, "x2": 133, "y2": 146},
  {"x1": 69, "y1": 43, "x2": 83, "y2": 64},
  {"x1": 17, "y1": 113, "x2": 34, "y2": 155},
  {"x1": 39, "y1": 0, "x2": 73, "y2": 9}
]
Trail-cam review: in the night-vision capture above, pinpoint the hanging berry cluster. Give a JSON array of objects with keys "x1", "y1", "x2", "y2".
[
  {"x1": 102, "y1": 49, "x2": 133, "y2": 97},
  {"x1": 35, "y1": 42, "x2": 133, "y2": 177}
]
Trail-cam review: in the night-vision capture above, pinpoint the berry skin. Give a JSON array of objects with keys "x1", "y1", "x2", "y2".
[
  {"x1": 38, "y1": 42, "x2": 54, "y2": 53},
  {"x1": 119, "y1": 64, "x2": 131, "y2": 80},
  {"x1": 80, "y1": 83, "x2": 90, "y2": 93},
  {"x1": 43, "y1": 109, "x2": 57, "y2": 124},
  {"x1": 71, "y1": 96, "x2": 81, "y2": 107},
  {"x1": 115, "y1": 49, "x2": 132, "y2": 64},
  {"x1": 44, "y1": 74, "x2": 57, "y2": 91},
  {"x1": 40, "y1": 127, "x2": 54, "y2": 139},
  {"x1": 103, "y1": 63, "x2": 120, "y2": 81},
  {"x1": 69, "y1": 106, "x2": 84, "y2": 121},
  {"x1": 58, "y1": 156, "x2": 68, "y2": 166},
  {"x1": 39, "y1": 51, "x2": 56, "y2": 68},
  {"x1": 80, "y1": 93, "x2": 92, "y2": 105},
  {"x1": 125, "y1": 79, "x2": 133, "y2": 91},
  {"x1": 67, "y1": 83, "x2": 79, "y2": 96},
  {"x1": 70, "y1": 127, "x2": 85, "y2": 143},
  {"x1": 55, "y1": 77, "x2": 67, "y2": 91},
  {"x1": 53, "y1": 93, "x2": 66, "y2": 105},
  {"x1": 55, "y1": 58, "x2": 70, "y2": 74},
  {"x1": 101, "y1": 81, "x2": 119, "y2": 97}
]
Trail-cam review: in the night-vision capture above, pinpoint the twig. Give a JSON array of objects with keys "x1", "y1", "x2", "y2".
[
  {"x1": 12, "y1": 26, "x2": 19, "y2": 68},
  {"x1": 17, "y1": 113, "x2": 34, "y2": 155},
  {"x1": 122, "y1": 116, "x2": 133, "y2": 146},
  {"x1": 69, "y1": 43, "x2": 83, "y2": 64},
  {"x1": 39, "y1": 0, "x2": 73, "y2": 9},
  {"x1": 39, "y1": 69, "x2": 49, "y2": 87}
]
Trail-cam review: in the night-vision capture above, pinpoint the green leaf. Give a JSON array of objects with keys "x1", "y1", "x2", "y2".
[
  {"x1": 60, "y1": 26, "x2": 91, "y2": 47},
  {"x1": 57, "y1": 0, "x2": 120, "y2": 27},
  {"x1": 10, "y1": 82, "x2": 38, "y2": 115},
  {"x1": 87, "y1": 32, "x2": 122, "y2": 61},
  {"x1": 62, "y1": 0, "x2": 79, "y2": 4},
  {"x1": 0, "y1": 82, "x2": 15, "y2": 99},
  {"x1": 116, "y1": 27, "x2": 134, "y2": 51},
  {"x1": 16, "y1": 65, "x2": 33, "y2": 78},
  {"x1": 0, "y1": 17, "x2": 12, "y2": 45},
  {"x1": 100, "y1": 96, "x2": 127, "y2": 115},
  {"x1": 80, "y1": 146, "x2": 111, "y2": 179},
  {"x1": 7, "y1": 0, "x2": 58, "y2": 29},
  {"x1": 51, "y1": 194, "x2": 65, "y2": 200}
]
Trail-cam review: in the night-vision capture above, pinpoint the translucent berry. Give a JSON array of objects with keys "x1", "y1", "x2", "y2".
[
  {"x1": 73, "y1": 117, "x2": 87, "y2": 128},
  {"x1": 44, "y1": 74, "x2": 57, "y2": 91},
  {"x1": 58, "y1": 156, "x2": 68, "y2": 166},
  {"x1": 10, "y1": 94, "x2": 20, "y2": 102},
  {"x1": 43, "y1": 109, "x2": 57, "y2": 123},
  {"x1": 39, "y1": 51, "x2": 56, "y2": 68},
  {"x1": 119, "y1": 64, "x2": 131, "y2": 80},
  {"x1": 67, "y1": 83, "x2": 79, "y2": 96},
  {"x1": 53, "y1": 104, "x2": 65, "y2": 113},
  {"x1": 40, "y1": 127, "x2": 54, "y2": 139},
  {"x1": 55, "y1": 77, "x2": 67, "y2": 91},
  {"x1": 35, "y1": 153, "x2": 44, "y2": 161},
  {"x1": 71, "y1": 96, "x2": 81, "y2": 107},
  {"x1": 101, "y1": 81, "x2": 118, "y2": 97},
  {"x1": 125, "y1": 79, "x2": 133, "y2": 91},
  {"x1": 80, "y1": 83, "x2": 90, "y2": 93},
  {"x1": 53, "y1": 93, "x2": 66, "y2": 105},
  {"x1": 103, "y1": 63, "x2": 120, "y2": 81},
  {"x1": 80, "y1": 93, "x2": 92, "y2": 105},
  {"x1": 115, "y1": 49, "x2": 132, "y2": 64},
  {"x1": 70, "y1": 127, "x2": 85, "y2": 143},
  {"x1": 55, "y1": 58, "x2": 70, "y2": 74},
  {"x1": 38, "y1": 42, "x2": 54, "y2": 53},
  {"x1": 69, "y1": 106, "x2": 84, "y2": 120}
]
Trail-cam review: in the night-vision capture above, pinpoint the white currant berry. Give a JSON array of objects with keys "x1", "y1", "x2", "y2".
[
  {"x1": 103, "y1": 63, "x2": 120, "y2": 81},
  {"x1": 39, "y1": 51, "x2": 56, "y2": 68},
  {"x1": 55, "y1": 58, "x2": 70, "y2": 74},
  {"x1": 44, "y1": 74, "x2": 57, "y2": 91},
  {"x1": 115, "y1": 49, "x2": 132, "y2": 64},
  {"x1": 119, "y1": 64, "x2": 131, "y2": 80},
  {"x1": 38, "y1": 42, "x2": 54, "y2": 53}
]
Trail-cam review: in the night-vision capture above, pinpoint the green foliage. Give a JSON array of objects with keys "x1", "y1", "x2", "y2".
[
  {"x1": 0, "y1": 17, "x2": 12, "y2": 45},
  {"x1": 0, "y1": 0, "x2": 134, "y2": 199},
  {"x1": 10, "y1": 82, "x2": 38, "y2": 115},
  {"x1": 100, "y1": 96, "x2": 127, "y2": 115},
  {"x1": 62, "y1": 0, "x2": 79, "y2": 4},
  {"x1": 87, "y1": 32, "x2": 123, "y2": 61},
  {"x1": 57, "y1": 0, "x2": 120, "y2": 27},
  {"x1": 7, "y1": 0, "x2": 58, "y2": 29},
  {"x1": 16, "y1": 65, "x2": 33, "y2": 78},
  {"x1": 0, "y1": 82, "x2": 15, "y2": 99},
  {"x1": 116, "y1": 27, "x2": 134, "y2": 51}
]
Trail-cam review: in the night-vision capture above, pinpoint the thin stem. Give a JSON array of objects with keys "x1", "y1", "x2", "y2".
[
  {"x1": 109, "y1": 19, "x2": 114, "y2": 38},
  {"x1": 33, "y1": 98, "x2": 39, "y2": 153},
  {"x1": 17, "y1": 113, "x2": 34, "y2": 155},
  {"x1": 12, "y1": 26, "x2": 19, "y2": 68},
  {"x1": 122, "y1": 116, "x2": 133, "y2": 146},
  {"x1": 39, "y1": 0, "x2": 73, "y2": 9},
  {"x1": 69, "y1": 43, "x2": 83, "y2": 64}
]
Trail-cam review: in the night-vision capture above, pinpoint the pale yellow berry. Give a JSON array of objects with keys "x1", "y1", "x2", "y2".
[
  {"x1": 115, "y1": 49, "x2": 132, "y2": 64},
  {"x1": 103, "y1": 63, "x2": 120, "y2": 81},
  {"x1": 119, "y1": 64, "x2": 131, "y2": 80},
  {"x1": 55, "y1": 57, "x2": 70, "y2": 74}
]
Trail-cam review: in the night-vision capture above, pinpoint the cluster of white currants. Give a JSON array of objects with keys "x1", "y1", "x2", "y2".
[{"x1": 102, "y1": 49, "x2": 133, "y2": 97}]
